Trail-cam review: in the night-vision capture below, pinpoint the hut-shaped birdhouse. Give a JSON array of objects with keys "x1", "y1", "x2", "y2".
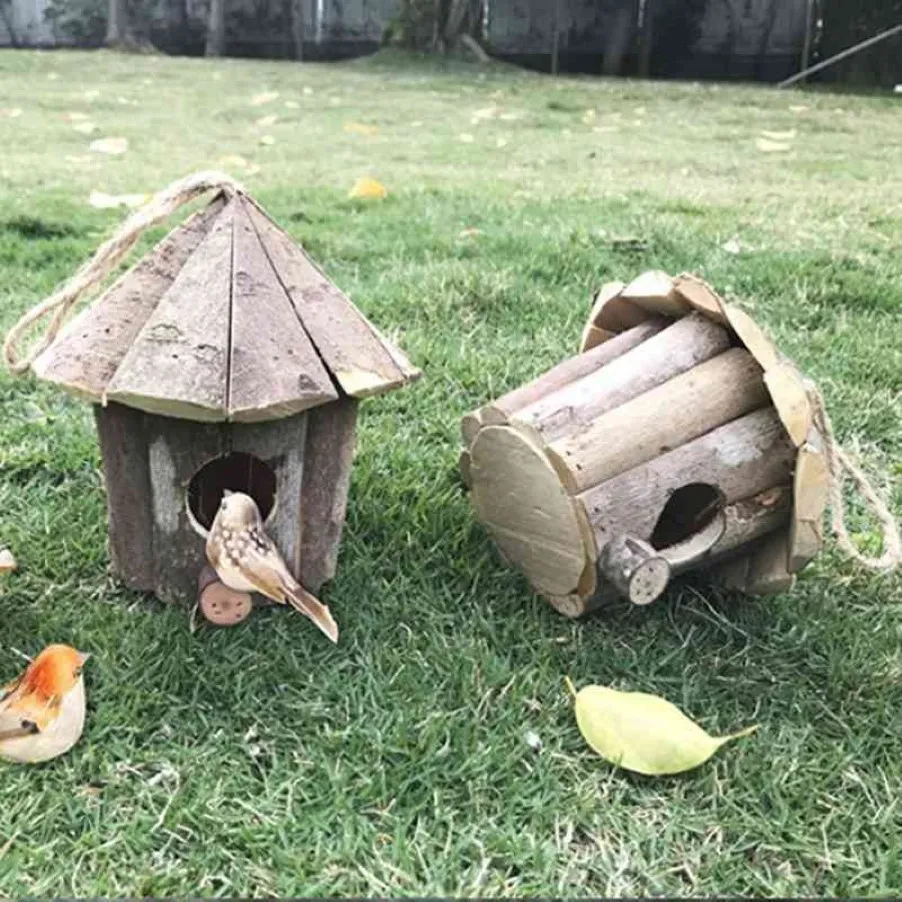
[
  {"x1": 30, "y1": 189, "x2": 420, "y2": 604},
  {"x1": 460, "y1": 271, "x2": 828, "y2": 618}
]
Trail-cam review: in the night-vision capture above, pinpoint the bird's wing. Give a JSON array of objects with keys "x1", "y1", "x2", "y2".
[
  {"x1": 232, "y1": 534, "x2": 295, "y2": 603},
  {"x1": 0, "y1": 690, "x2": 60, "y2": 734}
]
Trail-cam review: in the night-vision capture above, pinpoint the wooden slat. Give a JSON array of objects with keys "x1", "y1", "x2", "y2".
[
  {"x1": 299, "y1": 398, "x2": 359, "y2": 593},
  {"x1": 788, "y1": 427, "x2": 830, "y2": 572},
  {"x1": 228, "y1": 200, "x2": 337, "y2": 422},
  {"x1": 246, "y1": 199, "x2": 413, "y2": 398},
  {"x1": 33, "y1": 197, "x2": 226, "y2": 402},
  {"x1": 620, "y1": 270, "x2": 692, "y2": 318},
  {"x1": 105, "y1": 198, "x2": 237, "y2": 421}
]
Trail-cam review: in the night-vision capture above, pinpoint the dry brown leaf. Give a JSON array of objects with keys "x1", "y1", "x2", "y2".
[
  {"x1": 250, "y1": 91, "x2": 279, "y2": 106},
  {"x1": 343, "y1": 121, "x2": 379, "y2": 136},
  {"x1": 90, "y1": 137, "x2": 128, "y2": 155},
  {"x1": 0, "y1": 549, "x2": 17, "y2": 574},
  {"x1": 349, "y1": 177, "x2": 388, "y2": 200},
  {"x1": 89, "y1": 190, "x2": 148, "y2": 209}
]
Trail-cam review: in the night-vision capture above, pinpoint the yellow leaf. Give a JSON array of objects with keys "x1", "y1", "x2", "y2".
[
  {"x1": 348, "y1": 177, "x2": 387, "y2": 200},
  {"x1": 250, "y1": 91, "x2": 279, "y2": 106},
  {"x1": 88, "y1": 190, "x2": 148, "y2": 209},
  {"x1": 344, "y1": 121, "x2": 379, "y2": 136},
  {"x1": 90, "y1": 137, "x2": 128, "y2": 155},
  {"x1": 567, "y1": 678, "x2": 757, "y2": 775}
]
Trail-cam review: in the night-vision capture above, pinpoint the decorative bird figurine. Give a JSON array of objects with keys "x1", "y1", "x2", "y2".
[
  {"x1": 206, "y1": 491, "x2": 339, "y2": 643},
  {"x1": 0, "y1": 644, "x2": 89, "y2": 764}
]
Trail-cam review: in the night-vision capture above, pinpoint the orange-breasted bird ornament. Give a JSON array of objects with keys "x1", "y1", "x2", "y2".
[
  {"x1": 206, "y1": 491, "x2": 339, "y2": 643},
  {"x1": 0, "y1": 644, "x2": 89, "y2": 764}
]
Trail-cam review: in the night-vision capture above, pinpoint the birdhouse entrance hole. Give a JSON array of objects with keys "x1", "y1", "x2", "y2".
[
  {"x1": 650, "y1": 483, "x2": 725, "y2": 559},
  {"x1": 186, "y1": 452, "x2": 277, "y2": 534}
]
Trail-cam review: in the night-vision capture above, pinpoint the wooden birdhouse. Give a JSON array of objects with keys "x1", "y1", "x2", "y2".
[
  {"x1": 29, "y1": 189, "x2": 420, "y2": 607},
  {"x1": 460, "y1": 271, "x2": 828, "y2": 618}
]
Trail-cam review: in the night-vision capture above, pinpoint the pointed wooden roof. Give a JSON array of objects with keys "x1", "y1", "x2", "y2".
[{"x1": 32, "y1": 191, "x2": 420, "y2": 423}]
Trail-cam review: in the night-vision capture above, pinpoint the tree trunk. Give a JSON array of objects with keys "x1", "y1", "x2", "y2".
[
  {"x1": 107, "y1": 0, "x2": 126, "y2": 45},
  {"x1": 290, "y1": 0, "x2": 304, "y2": 60},
  {"x1": 0, "y1": 1, "x2": 21, "y2": 48},
  {"x1": 206, "y1": 0, "x2": 226, "y2": 57}
]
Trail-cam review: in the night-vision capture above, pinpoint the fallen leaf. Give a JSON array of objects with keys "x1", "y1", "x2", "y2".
[
  {"x1": 459, "y1": 132, "x2": 475, "y2": 143},
  {"x1": 256, "y1": 114, "x2": 278, "y2": 128},
  {"x1": 344, "y1": 121, "x2": 379, "y2": 136},
  {"x1": 251, "y1": 91, "x2": 279, "y2": 106},
  {"x1": 789, "y1": 104, "x2": 809, "y2": 113},
  {"x1": 47, "y1": 72, "x2": 59, "y2": 80},
  {"x1": 0, "y1": 549, "x2": 17, "y2": 574},
  {"x1": 496, "y1": 137, "x2": 508, "y2": 148},
  {"x1": 499, "y1": 111, "x2": 522, "y2": 121},
  {"x1": 470, "y1": 105, "x2": 500, "y2": 124},
  {"x1": 458, "y1": 227, "x2": 481, "y2": 239},
  {"x1": 63, "y1": 111, "x2": 89, "y2": 121},
  {"x1": 117, "y1": 96, "x2": 138, "y2": 106},
  {"x1": 581, "y1": 109, "x2": 596, "y2": 124},
  {"x1": 0, "y1": 108, "x2": 22, "y2": 119},
  {"x1": 89, "y1": 190, "x2": 148, "y2": 209},
  {"x1": 722, "y1": 238, "x2": 742, "y2": 254},
  {"x1": 90, "y1": 137, "x2": 128, "y2": 155},
  {"x1": 756, "y1": 138, "x2": 790, "y2": 153},
  {"x1": 410, "y1": 120, "x2": 423, "y2": 128},
  {"x1": 635, "y1": 106, "x2": 647, "y2": 116},
  {"x1": 303, "y1": 87, "x2": 314, "y2": 96},
  {"x1": 761, "y1": 129, "x2": 797, "y2": 141},
  {"x1": 348, "y1": 177, "x2": 387, "y2": 200},
  {"x1": 259, "y1": 134, "x2": 275, "y2": 146},
  {"x1": 567, "y1": 678, "x2": 757, "y2": 776},
  {"x1": 284, "y1": 100, "x2": 300, "y2": 109},
  {"x1": 73, "y1": 122, "x2": 98, "y2": 134}
]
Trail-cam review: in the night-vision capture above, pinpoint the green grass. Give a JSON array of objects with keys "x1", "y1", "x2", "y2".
[{"x1": 1, "y1": 48, "x2": 901, "y2": 897}]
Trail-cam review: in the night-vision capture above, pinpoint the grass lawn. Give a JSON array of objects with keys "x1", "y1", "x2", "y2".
[{"x1": 1, "y1": 48, "x2": 901, "y2": 897}]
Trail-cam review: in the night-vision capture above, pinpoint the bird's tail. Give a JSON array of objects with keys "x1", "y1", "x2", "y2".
[{"x1": 286, "y1": 584, "x2": 339, "y2": 644}]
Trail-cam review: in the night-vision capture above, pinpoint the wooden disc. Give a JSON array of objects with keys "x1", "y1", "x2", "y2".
[
  {"x1": 199, "y1": 580, "x2": 253, "y2": 626},
  {"x1": 470, "y1": 425, "x2": 587, "y2": 597}
]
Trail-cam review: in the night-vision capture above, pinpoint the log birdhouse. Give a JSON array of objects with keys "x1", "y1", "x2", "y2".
[
  {"x1": 29, "y1": 189, "x2": 420, "y2": 608},
  {"x1": 461, "y1": 271, "x2": 829, "y2": 618}
]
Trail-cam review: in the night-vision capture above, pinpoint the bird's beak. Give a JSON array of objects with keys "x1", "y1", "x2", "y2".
[
  {"x1": 223, "y1": 489, "x2": 234, "y2": 498},
  {"x1": 77, "y1": 652, "x2": 91, "y2": 665}
]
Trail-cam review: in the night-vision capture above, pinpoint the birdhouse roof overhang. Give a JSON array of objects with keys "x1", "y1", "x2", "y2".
[{"x1": 32, "y1": 191, "x2": 420, "y2": 423}]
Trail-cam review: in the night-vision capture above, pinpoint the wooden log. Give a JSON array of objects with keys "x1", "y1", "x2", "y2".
[
  {"x1": 94, "y1": 402, "x2": 156, "y2": 592},
  {"x1": 230, "y1": 412, "x2": 308, "y2": 580},
  {"x1": 548, "y1": 348, "x2": 770, "y2": 494},
  {"x1": 577, "y1": 407, "x2": 796, "y2": 550},
  {"x1": 482, "y1": 319, "x2": 668, "y2": 426},
  {"x1": 788, "y1": 427, "x2": 829, "y2": 572},
  {"x1": 598, "y1": 534, "x2": 671, "y2": 606},
  {"x1": 246, "y1": 199, "x2": 412, "y2": 398},
  {"x1": 470, "y1": 425, "x2": 587, "y2": 596},
  {"x1": 32, "y1": 196, "x2": 226, "y2": 402},
  {"x1": 197, "y1": 565, "x2": 253, "y2": 626},
  {"x1": 229, "y1": 202, "x2": 337, "y2": 422},
  {"x1": 106, "y1": 197, "x2": 237, "y2": 421},
  {"x1": 512, "y1": 314, "x2": 731, "y2": 443},
  {"x1": 299, "y1": 398, "x2": 359, "y2": 593},
  {"x1": 670, "y1": 485, "x2": 792, "y2": 574}
]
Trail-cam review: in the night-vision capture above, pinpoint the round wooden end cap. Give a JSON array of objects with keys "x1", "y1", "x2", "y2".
[{"x1": 199, "y1": 580, "x2": 253, "y2": 626}]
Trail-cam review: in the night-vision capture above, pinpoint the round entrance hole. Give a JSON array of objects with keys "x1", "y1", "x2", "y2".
[
  {"x1": 650, "y1": 483, "x2": 724, "y2": 552},
  {"x1": 186, "y1": 452, "x2": 277, "y2": 534}
]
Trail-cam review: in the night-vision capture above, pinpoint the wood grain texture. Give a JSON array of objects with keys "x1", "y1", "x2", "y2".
[
  {"x1": 246, "y1": 199, "x2": 414, "y2": 398},
  {"x1": 94, "y1": 402, "x2": 156, "y2": 592},
  {"x1": 598, "y1": 534, "x2": 671, "y2": 606},
  {"x1": 576, "y1": 407, "x2": 796, "y2": 549},
  {"x1": 105, "y1": 198, "x2": 237, "y2": 421},
  {"x1": 470, "y1": 424, "x2": 586, "y2": 596},
  {"x1": 764, "y1": 362, "x2": 813, "y2": 447},
  {"x1": 33, "y1": 197, "x2": 226, "y2": 402},
  {"x1": 145, "y1": 415, "x2": 226, "y2": 602},
  {"x1": 299, "y1": 398, "x2": 359, "y2": 593},
  {"x1": 548, "y1": 348, "x2": 770, "y2": 494},
  {"x1": 513, "y1": 313, "x2": 731, "y2": 443},
  {"x1": 229, "y1": 413, "x2": 308, "y2": 581},
  {"x1": 483, "y1": 319, "x2": 668, "y2": 426},
  {"x1": 789, "y1": 427, "x2": 830, "y2": 572},
  {"x1": 673, "y1": 274, "x2": 729, "y2": 326},
  {"x1": 229, "y1": 201, "x2": 336, "y2": 422}
]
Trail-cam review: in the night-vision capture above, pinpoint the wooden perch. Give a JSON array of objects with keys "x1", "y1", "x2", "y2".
[
  {"x1": 482, "y1": 319, "x2": 667, "y2": 426},
  {"x1": 548, "y1": 348, "x2": 770, "y2": 494},
  {"x1": 197, "y1": 565, "x2": 253, "y2": 626},
  {"x1": 598, "y1": 534, "x2": 671, "y2": 606},
  {"x1": 512, "y1": 313, "x2": 731, "y2": 443}
]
